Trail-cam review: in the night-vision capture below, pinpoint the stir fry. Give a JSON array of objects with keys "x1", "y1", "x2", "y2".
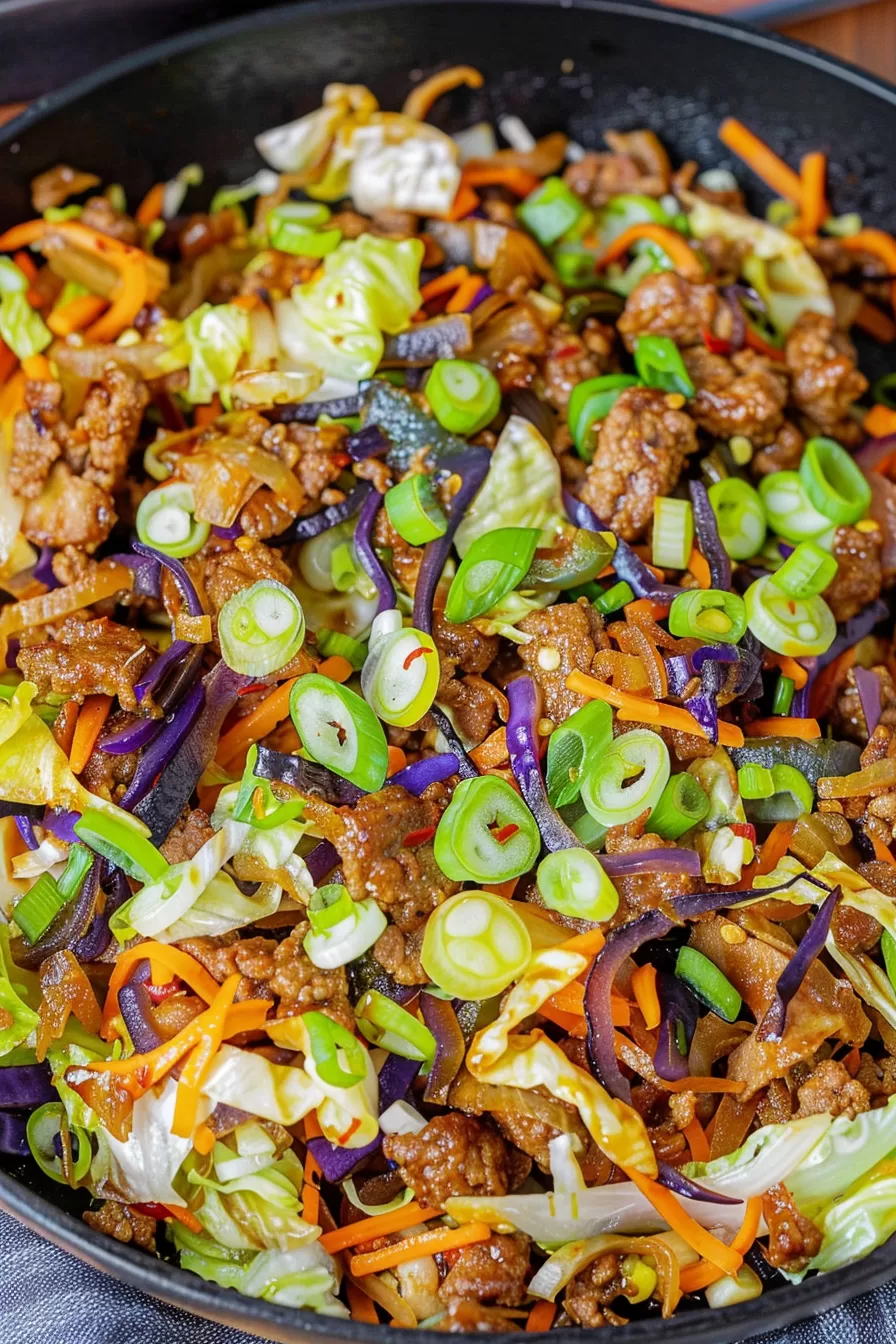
[{"x1": 3, "y1": 67, "x2": 896, "y2": 1330}]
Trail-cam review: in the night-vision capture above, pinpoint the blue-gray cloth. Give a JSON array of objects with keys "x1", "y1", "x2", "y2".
[{"x1": 0, "y1": 1204, "x2": 893, "y2": 1344}]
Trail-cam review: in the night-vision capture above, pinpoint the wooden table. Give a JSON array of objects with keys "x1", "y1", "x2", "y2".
[{"x1": 783, "y1": 0, "x2": 896, "y2": 81}]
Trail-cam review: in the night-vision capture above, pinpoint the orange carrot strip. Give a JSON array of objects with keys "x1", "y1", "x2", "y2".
[
  {"x1": 679, "y1": 1196, "x2": 762, "y2": 1293},
  {"x1": 68, "y1": 694, "x2": 113, "y2": 775},
  {"x1": 756, "y1": 820, "x2": 796, "y2": 876},
  {"x1": 349, "y1": 1222, "x2": 491, "y2": 1276},
  {"x1": 302, "y1": 1149, "x2": 322, "y2": 1228},
  {"x1": 420, "y1": 265, "x2": 470, "y2": 303},
  {"x1": 102, "y1": 943, "x2": 223, "y2": 1035},
  {"x1": 462, "y1": 166, "x2": 541, "y2": 196},
  {"x1": 623, "y1": 1167, "x2": 743, "y2": 1273},
  {"x1": 843, "y1": 1045, "x2": 862, "y2": 1077},
  {"x1": 683, "y1": 1117, "x2": 710, "y2": 1164},
  {"x1": 797, "y1": 151, "x2": 828, "y2": 235},
  {"x1": 51, "y1": 220, "x2": 162, "y2": 341},
  {"x1": 617, "y1": 698, "x2": 745, "y2": 748},
  {"x1": 304, "y1": 1110, "x2": 324, "y2": 1140},
  {"x1": 0, "y1": 369, "x2": 26, "y2": 419},
  {"x1": 631, "y1": 963, "x2": 661, "y2": 1030},
  {"x1": 21, "y1": 354, "x2": 52, "y2": 380},
  {"x1": 0, "y1": 338, "x2": 16, "y2": 386},
  {"x1": 445, "y1": 183, "x2": 481, "y2": 221},
  {"x1": 193, "y1": 1123, "x2": 217, "y2": 1156},
  {"x1": 13, "y1": 249, "x2": 38, "y2": 284},
  {"x1": 744, "y1": 717, "x2": 821, "y2": 741},
  {"x1": 317, "y1": 655, "x2": 354, "y2": 684},
  {"x1": 872, "y1": 835, "x2": 896, "y2": 866},
  {"x1": 745, "y1": 325, "x2": 787, "y2": 362},
  {"x1": 842, "y1": 229, "x2": 896, "y2": 317},
  {"x1": 215, "y1": 677, "x2": 300, "y2": 768},
  {"x1": 470, "y1": 726, "x2": 510, "y2": 770},
  {"x1": 765, "y1": 654, "x2": 808, "y2": 690},
  {"x1": 864, "y1": 404, "x2": 896, "y2": 441},
  {"x1": 135, "y1": 182, "x2": 166, "y2": 228},
  {"x1": 194, "y1": 394, "x2": 222, "y2": 428},
  {"x1": 539, "y1": 1002, "x2": 587, "y2": 1037},
  {"x1": 320, "y1": 1203, "x2": 442, "y2": 1254},
  {"x1": 856, "y1": 300, "x2": 896, "y2": 345},
  {"x1": 558, "y1": 928, "x2": 606, "y2": 958},
  {"x1": 526, "y1": 1301, "x2": 557, "y2": 1332},
  {"x1": 54, "y1": 701, "x2": 79, "y2": 758},
  {"x1": 623, "y1": 597, "x2": 671, "y2": 622},
  {"x1": 597, "y1": 224, "x2": 704, "y2": 281},
  {"x1": 173, "y1": 973, "x2": 240, "y2": 1138},
  {"x1": 387, "y1": 746, "x2": 408, "y2": 777},
  {"x1": 165, "y1": 1204, "x2": 204, "y2": 1234},
  {"x1": 0, "y1": 220, "x2": 48, "y2": 250},
  {"x1": 446, "y1": 274, "x2": 486, "y2": 313},
  {"x1": 403, "y1": 66, "x2": 484, "y2": 121},
  {"x1": 346, "y1": 1279, "x2": 379, "y2": 1324},
  {"x1": 717, "y1": 119, "x2": 803, "y2": 203},
  {"x1": 687, "y1": 547, "x2": 712, "y2": 589},
  {"x1": 47, "y1": 293, "x2": 109, "y2": 337}
]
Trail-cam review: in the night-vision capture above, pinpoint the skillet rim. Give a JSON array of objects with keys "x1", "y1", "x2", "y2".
[{"x1": 2, "y1": 0, "x2": 896, "y2": 1338}]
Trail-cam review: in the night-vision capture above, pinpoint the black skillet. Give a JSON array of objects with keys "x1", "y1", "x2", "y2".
[{"x1": 1, "y1": 1, "x2": 896, "y2": 1338}]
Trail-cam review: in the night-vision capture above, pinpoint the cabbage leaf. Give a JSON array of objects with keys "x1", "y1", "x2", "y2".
[
  {"x1": 453, "y1": 415, "x2": 565, "y2": 558},
  {"x1": 174, "y1": 1229, "x2": 348, "y2": 1317},
  {"x1": 183, "y1": 303, "x2": 251, "y2": 405},
  {"x1": 0, "y1": 924, "x2": 40, "y2": 1059},
  {"x1": 809, "y1": 1155, "x2": 896, "y2": 1275},
  {"x1": 201, "y1": 1043, "x2": 322, "y2": 1128},
  {"x1": 266, "y1": 1017, "x2": 380, "y2": 1148},
  {"x1": 682, "y1": 1113, "x2": 832, "y2": 1199},
  {"x1": 786, "y1": 1096, "x2": 896, "y2": 1215},
  {"x1": 92, "y1": 1078, "x2": 206, "y2": 1206}
]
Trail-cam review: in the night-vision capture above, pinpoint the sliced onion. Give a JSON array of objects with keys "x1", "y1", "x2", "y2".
[
  {"x1": 506, "y1": 675, "x2": 580, "y2": 853},
  {"x1": 0, "y1": 1064, "x2": 54, "y2": 1110},
  {"x1": 562, "y1": 490, "x2": 682, "y2": 603},
  {"x1": 267, "y1": 393, "x2": 364, "y2": 425},
  {"x1": 118, "y1": 960, "x2": 165, "y2": 1053},
  {"x1": 413, "y1": 448, "x2": 491, "y2": 636},
  {"x1": 390, "y1": 754, "x2": 458, "y2": 795},
  {"x1": 347, "y1": 426, "x2": 389, "y2": 463},
  {"x1": 279, "y1": 480, "x2": 372, "y2": 544},
  {"x1": 690, "y1": 480, "x2": 731, "y2": 591},
  {"x1": 420, "y1": 993, "x2": 466, "y2": 1105},
  {"x1": 354, "y1": 487, "x2": 395, "y2": 615},
  {"x1": 599, "y1": 849, "x2": 702, "y2": 878},
  {"x1": 757, "y1": 883, "x2": 841, "y2": 1042},
  {"x1": 657, "y1": 1160, "x2": 742, "y2": 1205},
  {"x1": 853, "y1": 666, "x2": 883, "y2": 736}
]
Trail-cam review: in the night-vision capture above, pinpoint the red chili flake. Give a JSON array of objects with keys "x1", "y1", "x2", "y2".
[
  {"x1": 403, "y1": 825, "x2": 437, "y2": 848},
  {"x1": 131, "y1": 1202, "x2": 170, "y2": 1220},
  {"x1": 492, "y1": 822, "x2": 520, "y2": 845},
  {"x1": 787, "y1": 600, "x2": 797, "y2": 615},
  {"x1": 237, "y1": 682, "x2": 268, "y2": 696},
  {"x1": 337, "y1": 1116, "x2": 362, "y2": 1145},
  {"x1": 702, "y1": 327, "x2": 732, "y2": 355},
  {"x1": 731, "y1": 822, "x2": 757, "y2": 843},
  {"x1": 147, "y1": 976, "x2": 182, "y2": 1005},
  {"x1": 402, "y1": 645, "x2": 433, "y2": 671},
  {"x1": 554, "y1": 344, "x2": 582, "y2": 359},
  {"x1": 331, "y1": 451, "x2": 352, "y2": 468}
]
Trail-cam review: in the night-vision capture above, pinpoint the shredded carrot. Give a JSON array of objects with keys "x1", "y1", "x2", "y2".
[
  {"x1": 810, "y1": 646, "x2": 855, "y2": 719},
  {"x1": 623, "y1": 597, "x2": 671, "y2": 622},
  {"x1": 687, "y1": 547, "x2": 712, "y2": 589},
  {"x1": 462, "y1": 165, "x2": 541, "y2": 197},
  {"x1": 68, "y1": 694, "x2": 113, "y2": 775},
  {"x1": 872, "y1": 834, "x2": 896, "y2": 866},
  {"x1": 317, "y1": 654, "x2": 354, "y2": 684},
  {"x1": 446, "y1": 273, "x2": 486, "y2": 313},
  {"x1": 566, "y1": 668, "x2": 744, "y2": 745},
  {"x1": 13, "y1": 249, "x2": 38, "y2": 284},
  {"x1": 304, "y1": 1109, "x2": 323, "y2": 1140},
  {"x1": 402, "y1": 66, "x2": 484, "y2": 121},
  {"x1": 630, "y1": 963, "x2": 661, "y2": 1030},
  {"x1": 745, "y1": 716, "x2": 821, "y2": 741},
  {"x1": 717, "y1": 118, "x2": 803, "y2": 203},
  {"x1": 796, "y1": 151, "x2": 828, "y2": 235},
  {"x1": 46, "y1": 293, "x2": 109, "y2": 337},
  {"x1": 526, "y1": 1301, "x2": 557, "y2": 1333},
  {"x1": 135, "y1": 181, "x2": 166, "y2": 228},
  {"x1": 679, "y1": 1196, "x2": 763, "y2": 1293},
  {"x1": 539, "y1": 1002, "x2": 587, "y2": 1037},
  {"x1": 765, "y1": 653, "x2": 808, "y2": 690},
  {"x1": 0, "y1": 220, "x2": 48, "y2": 250},
  {"x1": 0, "y1": 338, "x2": 16, "y2": 386},
  {"x1": 173, "y1": 973, "x2": 240, "y2": 1138},
  {"x1": 470, "y1": 726, "x2": 510, "y2": 769},
  {"x1": 864, "y1": 403, "x2": 896, "y2": 441},
  {"x1": 420, "y1": 265, "x2": 470, "y2": 303},
  {"x1": 597, "y1": 223, "x2": 704, "y2": 281},
  {"x1": 623, "y1": 1167, "x2": 742, "y2": 1273},
  {"x1": 193, "y1": 1123, "x2": 217, "y2": 1156},
  {"x1": 51, "y1": 220, "x2": 167, "y2": 341},
  {"x1": 658, "y1": 1074, "x2": 746, "y2": 1095},
  {"x1": 843, "y1": 1045, "x2": 862, "y2": 1077},
  {"x1": 842, "y1": 229, "x2": 896, "y2": 317},
  {"x1": 445, "y1": 182, "x2": 481, "y2": 221},
  {"x1": 349, "y1": 1222, "x2": 491, "y2": 1276},
  {"x1": 855, "y1": 300, "x2": 896, "y2": 345},
  {"x1": 0, "y1": 370, "x2": 26, "y2": 419},
  {"x1": 387, "y1": 745, "x2": 408, "y2": 777},
  {"x1": 102, "y1": 942, "x2": 224, "y2": 1036},
  {"x1": 215, "y1": 676, "x2": 300, "y2": 768},
  {"x1": 54, "y1": 700, "x2": 79, "y2": 757},
  {"x1": 346, "y1": 1279, "x2": 379, "y2": 1324},
  {"x1": 541, "y1": 981, "x2": 629, "y2": 1024},
  {"x1": 683, "y1": 1117, "x2": 710, "y2": 1164},
  {"x1": 194, "y1": 394, "x2": 222, "y2": 428},
  {"x1": 558, "y1": 928, "x2": 606, "y2": 958},
  {"x1": 302, "y1": 1148, "x2": 322, "y2": 1228},
  {"x1": 21, "y1": 354, "x2": 52, "y2": 380},
  {"x1": 164, "y1": 1204, "x2": 204, "y2": 1234},
  {"x1": 320, "y1": 1202, "x2": 442, "y2": 1254}
]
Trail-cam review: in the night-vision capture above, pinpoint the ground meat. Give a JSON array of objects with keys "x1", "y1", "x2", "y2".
[
  {"x1": 840, "y1": 724, "x2": 896, "y2": 849},
  {"x1": 832, "y1": 666, "x2": 896, "y2": 743},
  {"x1": 372, "y1": 924, "x2": 427, "y2": 985},
  {"x1": 285, "y1": 421, "x2": 347, "y2": 502},
  {"x1": 617, "y1": 272, "x2": 718, "y2": 353},
  {"x1": 439, "y1": 1234, "x2": 531, "y2": 1307},
  {"x1": 433, "y1": 612, "x2": 500, "y2": 677},
  {"x1": 491, "y1": 1105, "x2": 594, "y2": 1174},
  {"x1": 823, "y1": 525, "x2": 884, "y2": 624},
  {"x1": 564, "y1": 1254, "x2": 628, "y2": 1328},
  {"x1": 832, "y1": 901, "x2": 883, "y2": 954},
  {"x1": 516, "y1": 600, "x2": 608, "y2": 724},
  {"x1": 762, "y1": 1183, "x2": 823, "y2": 1273},
  {"x1": 438, "y1": 678, "x2": 499, "y2": 745},
  {"x1": 563, "y1": 129, "x2": 670, "y2": 207},
  {"x1": 8, "y1": 379, "x2": 68, "y2": 498},
  {"x1": 31, "y1": 164, "x2": 100, "y2": 212},
  {"x1": 17, "y1": 616, "x2": 154, "y2": 711},
  {"x1": 238, "y1": 487, "x2": 296, "y2": 540},
  {"x1": 21, "y1": 462, "x2": 116, "y2": 551},
  {"x1": 176, "y1": 926, "x2": 353, "y2": 1027},
  {"x1": 855, "y1": 1052, "x2": 896, "y2": 1098},
  {"x1": 604, "y1": 814, "x2": 697, "y2": 921},
  {"x1": 699, "y1": 232, "x2": 751, "y2": 282},
  {"x1": 579, "y1": 385, "x2": 697, "y2": 541},
  {"x1": 538, "y1": 321, "x2": 612, "y2": 414},
  {"x1": 682, "y1": 346, "x2": 788, "y2": 445},
  {"x1": 240, "y1": 250, "x2": 318, "y2": 300},
  {"x1": 79, "y1": 719, "x2": 138, "y2": 798},
  {"x1": 382, "y1": 1114, "x2": 530, "y2": 1207},
  {"x1": 83, "y1": 1201, "x2": 156, "y2": 1251},
  {"x1": 784, "y1": 311, "x2": 868, "y2": 439},
  {"x1": 78, "y1": 195, "x2": 138, "y2": 244},
  {"x1": 795, "y1": 1058, "x2": 871, "y2": 1119},
  {"x1": 303, "y1": 785, "x2": 460, "y2": 931},
  {"x1": 374, "y1": 509, "x2": 424, "y2": 597},
  {"x1": 160, "y1": 807, "x2": 214, "y2": 864},
  {"x1": 187, "y1": 537, "x2": 292, "y2": 625},
  {"x1": 63, "y1": 364, "x2": 149, "y2": 493},
  {"x1": 752, "y1": 420, "x2": 805, "y2": 476}
]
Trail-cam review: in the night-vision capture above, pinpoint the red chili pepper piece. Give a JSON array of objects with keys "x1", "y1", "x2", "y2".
[
  {"x1": 403, "y1": 825, "x2": 437, "y2": 848},
  {"x1": 402, "y1": 645, "x2": 432, "y2": 671},
  {"x1": 147, "y1": 976, "x2": 182, "y2": 1005},
  {"x1": 131, "y1": 1202, "x2": 170, "y2": 1220},
  {"x1": 730, "y1": 822, "x2": 757, "y2": 843},
  {"x1": 492, "y1": 822, "x2": 520, "y2": 845},
  {"x1": 702, "y1": 327, "x2": 733, "y2": 355}
]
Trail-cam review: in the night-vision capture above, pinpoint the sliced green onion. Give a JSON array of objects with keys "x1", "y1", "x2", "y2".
[
  {"x1": 289, "y1": 673, "x2": 388, "y2": 792},
  {"x1": 420, "y1": 889, "x2": 532, "y2": 1000},
  {"x1": 269, "y1": 201, "x2": 332, "y2": 229},
  {"x1": 744, "y1": 762, "x2": 814, "y2": 823},
  {"x1": 799, "y1": 436, "x2": 871, "y2": 526},
  {"x1": 74, "y1": 809, "x2": 168, "y2": 884},
  {"x1": 823, "y1": 213, "x2": 862, "y2": 238},
  {"x1": 301, "y1": 1011, "x2": 366, "y2": 1088},
  {"x1": 668, "y1": 589, "x2": 747, "y2": 644},
  {"x1": 44, "y1": 204, "x2": 83, "y2": 222},
  {"x1": 384, "y1": 475, "x2": 448, "y2": 546},
  {"x1": 135, "y1": 482, "x2": 210, "y2": 559},
  {"x1": 633, "y1": 334, "x2": 694, "y2": 398},
  {"x1": 219, "y1": 579, "x2": 305, "y2": 677},
  {"x1": 773, "y1": 674, "x2": 795, "y2": 716},
  {"x1": 737, "y1": 763, "x2": 775, "y2": 799},
  {"x1": 774, "y1": 540, "x2": 838, "y2": 599},
  {"x1": 744, "y1": 574, "x2": 836, "y2": 657},
  {"x1": 308, "y1": 884, "x2": 355, "y2": 934},
  {"x1": 597, "y1": 194, "x2": 675, "y2": 250},
  {"x1": 594, "y1": 580, "x2": 634, "y2": 615},
  {"x1": 444, "y1": 526, "x2": 541, "y2": 624},
  {"x1": 13, "y1": 873, "x2": 65, "y2": 945},
  {"x1": 758, "y1": 471, "x2": 836, "y2": 546},
  {"x1": 648, "y1": 773, "x2": 709, "y2": 841},
  {"x1": 331, "y1": 542, "x2": 362, "y2": 593},
  {"x1": 766, "y1": 199, "x2": 798, "y2": 228},
  {"x1": 317, "y1": 629, "x2": 367, "y2": 671},
  {"x1": 882, "y1": 928, "x2": 896, "y2": 993},
  {"x1": 545, "y1": 698, "x2": 613, "y2": 809},
  {"x1": 232, "y1": 744, "x2": 305, "y2": 829},
  {"x1": 433, "y1": 775, "x2": 540, "y2": 884},
  {"x1": 536, "y1": 849, "x2": 619, "y2": 923},
  {"x1": 518, "y1": 176, "x2": 589, "y2": 247},
  {"x1": 580, "y1": 729, "x2": 670, "y2": 827},
  {"x1": 652, "y1": 496, "x2": 694, "y2": 570},
  {"x1": 273, "y1": 221, "x2": 343, "y2": 257},
  {"x1": 708, "y1": 478, "x2": 767, "y2": 561},
  {"x1": 0, "y1": 292, "x2": 51, "y2": 360},
  {"x1": 26, "y1": 1102, "x2": 91, "y2": 1186},
  {"x1": 303, "y1": 895, "x2": 386, "y2": 970},
  {"x1": 426, "y1": 359, "x2": 501, "y2": 436},
  {"x1": 872, "y1": 372, "x2": 896, "y2": 410},
  {"x1": 567, "y1": 375, "x2": 640, "y2": 462},
  {"x1": 0, "y1": 258, "x2": 28, "y2": 294},
  {"x1": 361, "y1": 623, "x2": 439, "y2": 728},
  {"x1": 355, "y1": 989, "x2": 436, "y2": 1063},
  {"x1": 552, "y1": 243, "x2": 601, "y2": 290},
  {"x1": 675, "y1": 945, "x2": 742, "y2": 1023}
]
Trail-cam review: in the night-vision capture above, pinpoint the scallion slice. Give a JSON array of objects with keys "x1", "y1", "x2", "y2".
[
  {"x1": 289, "y1": 673, "x2": 388, "y2": 792},
  {"x1": 74, "y1": 809, "x2": 168, "y2": 885},
  {"x1": 302, "y1": 1011, "x2": 366, "y2": 1088},
  {"x1": 444, "y1": 526, "x2": 541, "y2": 624},
  {"x1": 433, "y1": 775, "x2": 541, "y2": 884},
  {"x1": 774, "y1": 540, "x2": 838, "y2": 599},
  {"x1": 136, "y1": 482, "x2": 210, "y2": 559},
  {"x1": 648, "y1": 773, "x2": 709, "y2": 841},
  {"x1": 361, "y1": 623, "x2": 440, "y2": 728},
  {"x1": 633, "y1": 334, "x2": 695, "y2": 398},
  {"x1": 218, "y1": 579, "x2": 306, "y2": 677},
  {"x1": 580, "y1": 729, "x2": 670, "y2": 827},
  {"x1": 545, "y1": 698, "x2": 613, "y2": 808},
  {"x1": 675, "y1": 945, "x2": 742, "y2": 1022},
  {"x1": 708, "y1": 477, "x2": 766, "y2": 561},
  {"x1": 758, "y1": 471, "x2": 837, "y2": 546},
  {"x1": 355, "y1": 989, "x2": 436, "y2": 1062},
  {"x1": 425, "y1": 359, "x2": 501, "y2": 437},
  {"x1": 13, "y1": 873, "x2": 65, "y2": 945},
  {"x1": 799, "y1": 436, "x2": 871, "y2": 526},
  {"x1": 668, "y1": 589, "x2": 747, "y2": 644},
  {"x1": 385, "y1": 474, "x2": 448, "y2": 546},
  {"x1": 536, "y1": 848, "x2": 619, "y2": 923},
  {"x1": 652, "y1": 496, "x2": 694, "y2": 570},
  {"x1": 744, "y1": 574, "x2": 836, "y2": 657},
  {"x1": 303, "y1": 894, "x2": 386, "y2": 970},
  {"x1": 420, "y1": 890, "x2": 532, "y2": 1000}
]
